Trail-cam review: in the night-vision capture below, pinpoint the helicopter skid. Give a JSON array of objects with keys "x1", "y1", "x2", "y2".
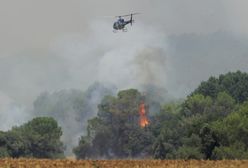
[
  {"x1": 112, "y1": 28, "x2": 128, "y2": 33},
  {"x1": 122, "y1": 28, "x2": 128, "y2": 32}
]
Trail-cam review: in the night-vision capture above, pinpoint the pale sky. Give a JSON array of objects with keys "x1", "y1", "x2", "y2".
[
  {"x1": 0, "y1": 0, "x2": 247, "y2": 54},
  {"x1": 0, "y1": 0, "x2": 248, "y2": 110},
  {"x1": 1, "y1": 0, "x2": 248, "y2": 153}
]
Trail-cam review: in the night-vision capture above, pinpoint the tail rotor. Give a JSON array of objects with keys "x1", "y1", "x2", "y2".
[
  {"x1": 130, "y1": 14, "x2": 133, "y2": 26},
  {"x1": 130, "y1": 13, "x2": 139, "y2": 26}
]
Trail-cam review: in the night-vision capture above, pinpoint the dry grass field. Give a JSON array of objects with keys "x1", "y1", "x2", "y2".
[{"x1": 0, "y1": 159, "x2": 247, "y2": 168}]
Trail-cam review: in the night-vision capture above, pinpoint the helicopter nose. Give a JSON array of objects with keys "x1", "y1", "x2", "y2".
[{"x1": 113, "y1": 22, "x2": 118, "y2": 30}]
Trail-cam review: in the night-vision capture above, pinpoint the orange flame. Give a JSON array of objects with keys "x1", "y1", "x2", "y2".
[{"x1": 139, "y1": 102, "x2": 149, "y2": 127}]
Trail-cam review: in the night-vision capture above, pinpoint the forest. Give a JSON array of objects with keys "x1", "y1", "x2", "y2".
[{"x1": 1, "y1": 71, "x2": 248, "y2": 160}]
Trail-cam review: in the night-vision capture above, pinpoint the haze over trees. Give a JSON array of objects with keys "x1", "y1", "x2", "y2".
[
  {"x1": 73, "y1": 89, "x2": 154, "y2": 159},
  {"x1": 32, "y1": 82, "x2": 115, "y2": 155},
  {"x1": 0, "y1": 71, "x2": 248, "y2": 159},
  {"x1": 74, "y1": 71, "x2": 248, "y2": 159}
]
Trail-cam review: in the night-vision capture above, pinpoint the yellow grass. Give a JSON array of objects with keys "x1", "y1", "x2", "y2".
[{"x1": 0, "y1": 159, "x2": 247, "y2": 168}]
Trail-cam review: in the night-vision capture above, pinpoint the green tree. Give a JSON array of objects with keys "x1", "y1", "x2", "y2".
[
  {"x1": 0, "y1": 117, "x2": 64, "y2": 158},
  {"x1": 175, "y1": 146, "x2": 204, "y2": 159},
  {"x1": 199, "y1": 125, "x2": 218, "y2": 159},
  {"x1": 20, "y1": 117, "x2": 64, "y2": 158},
  {"x1": 151, "y1": 102, "x2": 183, "y2": 159},
  {"x1": 73, "y1": 137, "x2": 93, "y2": 159},
  {"x1": 212, "y1": 142, "x2": 248, "y2": 160},
  {"x1": 153, "y1": 139, "x2": 167, "y2": 159},
  {"x1": 74, "y1": 89, "x2": 154, "y2": 159},
  {"x1": 211, "y1": 102, "x2": 248, "y2": 159},
  {"x1": 193, "y1": 71, "x2": 248, "y2": 103},
  {"x1": 181, "y1": 94, "x2": 213, "y2": 117}
]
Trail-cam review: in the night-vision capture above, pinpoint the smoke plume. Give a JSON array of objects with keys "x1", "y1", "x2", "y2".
[{"x1": 1, "y1": 0, "x2": 248, "y2": 156}]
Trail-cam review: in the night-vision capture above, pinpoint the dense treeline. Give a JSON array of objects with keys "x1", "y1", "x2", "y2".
[
  {"x1": 73, "y1": 89, "x2": 154, "y2": 159},
  {"x1": 74, "y1": 71, "x2": 248, "y2": 159},
  {"x1": 1, "y1": 71, "x2": 248, "y2": 159},
  {"x1": 32, "y1": 82, "x2": 114, "y2": 155},
  {"x1": 0, "y1": 117, "x2": 64, "y2": 158}
]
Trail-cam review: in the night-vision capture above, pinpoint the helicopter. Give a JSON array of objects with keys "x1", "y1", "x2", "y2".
[{"x1": 112, "y1": 13, "x2": 140, "y2": 32}]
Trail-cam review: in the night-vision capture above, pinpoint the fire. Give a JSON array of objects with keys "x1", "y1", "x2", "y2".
[{"x1": 139, "y1": 102, "x2": 149, "y2": 127}]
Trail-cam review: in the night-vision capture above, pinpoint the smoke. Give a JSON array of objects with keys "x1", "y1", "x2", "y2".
[
  {"x1": 0, "y1": 0, "x2": 248, "y2": 156},
  {"x1": 50, "y1": 23, "x2": 168, "y2": 155},
  {"x1": 0, "y1": 0, "x2": 247, "y2": 108},
  {"x1": 51, "y1": 21, "x2": 167, "y2": 91},
  {"x1": 0, "y1": 92, "x2": 31, "y2": 131},
  {"x1": 0, "y1": 16, "x2": 168, "y2": 155},
  {"x1": 32, "y1": 83, "x2": 115, "y2": 155},
  {"x1": 165, "y1": 32, "x2": 248, "y2": 98}
]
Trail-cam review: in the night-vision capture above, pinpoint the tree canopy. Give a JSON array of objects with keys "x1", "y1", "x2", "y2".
[
  {"x1": 193, "y1": 71, "x2": 248, "y2": 103},
  {"x1": 0, "y1": 117, "x2": 64, "y2": 158},
  {"x1": 73, "y1": 71, "x2": 248, "y2": 160},
  {"x1": 1, "y1": 71, "x2": 248, "y2": 160}
]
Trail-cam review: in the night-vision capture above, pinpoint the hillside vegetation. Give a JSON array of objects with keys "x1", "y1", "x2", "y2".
[
  {"x1": 74, "y1": 71, "x2": 248, "y2": 159},
  {"x1": 1, "y1": 71, "x2": 248, "y2": 160}
]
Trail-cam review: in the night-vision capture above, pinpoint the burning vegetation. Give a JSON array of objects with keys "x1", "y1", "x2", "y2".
[{"x1": 139, "y1": 102, "x2": 149, "y2": 127}]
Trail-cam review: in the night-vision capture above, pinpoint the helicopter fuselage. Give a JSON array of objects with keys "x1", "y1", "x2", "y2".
[
  {"x1": 111, "y1": 13, "x2": 138, "y2": 32},
  {"x1": 113, "y1": 20, "x2": 131, "y2": 30}
]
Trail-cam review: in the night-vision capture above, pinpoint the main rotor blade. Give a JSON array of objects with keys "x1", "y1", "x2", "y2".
[{"x1": 115, "y1": 13, "x2": 141, "y2": 18}]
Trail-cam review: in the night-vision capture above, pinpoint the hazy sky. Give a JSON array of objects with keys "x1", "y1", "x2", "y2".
[
  {"x1": 0, "y1": 0, "x2": 247, "y2": 54},
  {"x1": 0, "y1": 0, "x2": 248, "y2": 127}
]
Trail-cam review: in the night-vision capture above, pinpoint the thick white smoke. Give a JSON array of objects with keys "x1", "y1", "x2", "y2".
[
  {"x1": 0, "y1": 92, "x2": 31, "y2": 131},
  {"x1": 0, "y1": 0, "x2": 248, "y2": 156},
  {"x1": 0, "y1": 20, "x2": 168, "y2": 157},
  {"x1": 51, "y1": 20, "x2": 167, "y2": 91}
]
